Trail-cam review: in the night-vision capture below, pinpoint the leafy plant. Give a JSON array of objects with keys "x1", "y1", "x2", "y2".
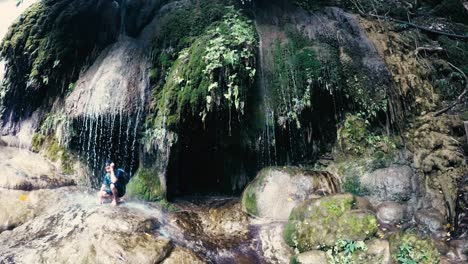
[
  {"x1": 269, "y1": 32, "x2": 321, "y2": 129},
  {"x1": 326, "y1": 239, "x2": 368, "y2": 264},
  {"x1": 202, "y1": 7, "x2": 257, "y2": 120},
  {"x1": 397, "y1": 242, "x2": 427, "y2": 264},
  {"x1": 391, "y1": 233, "x2": 440, "y2": 264}
]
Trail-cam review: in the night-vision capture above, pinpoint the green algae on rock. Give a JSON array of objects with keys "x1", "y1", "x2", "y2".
[
  {"x1": 283, "y1": 193, "x2": 378, "y2": 252},
  {"x1": 126, "y1": 168, "x2": 165, "y2": 202},
  {"x1": 241, "y1": 167, "x2": 340, "y2": 220}
]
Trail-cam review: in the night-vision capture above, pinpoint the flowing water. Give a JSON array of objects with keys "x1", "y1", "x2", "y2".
[
  {"x1": 159, "y1": 196, "x2": 291, "y2": 263},
  {"x1": 64, "y1": 1, "x2": 154, "y2": 184}
]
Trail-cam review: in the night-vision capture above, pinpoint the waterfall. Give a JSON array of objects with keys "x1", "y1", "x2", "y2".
[
  {"x1": 255, "y1": 21, "x2": 278, "y2": 167},
  {"x1": 65, "y1": 36, "x2": 150, "y2": 186},
  {"x1": 119, "y1": 0, "x2": 127, "y2": 36}
]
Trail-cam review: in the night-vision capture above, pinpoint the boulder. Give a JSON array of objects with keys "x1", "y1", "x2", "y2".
[
  {"x1": 362, "y1": 165, "x2": 415, "y2": 203},
  {"x1": 364, "y1": 239, "x2": 391, "y2": 264},
  {"x1": 241, "y1": 167, "x2": 340, "y2": 220},
  {"x1": 294, "y1": 250, "x2": 327, "y2": 264},
  {"x1": 376, "y1": 202, "x2": 408, "y2": 225},
  {"x1": 283, "y1": 194, "x2": 378, "y2": 252},
  {"x1": 0, "y1": 189, "x2": 61, "y2": 232},
  {"x1": 0, "y1": 146, "x2": 75, "y2": 190},
  {"x1": 0, "y1": 187, "x2": 175, "y2": 263},
  {"x1": 415, "y1": 209, "x2": 447, "y2": 238}
]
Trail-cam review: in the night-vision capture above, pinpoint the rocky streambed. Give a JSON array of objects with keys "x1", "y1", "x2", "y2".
[
  {"x1": 0, "y1": 146, "x2": 292, "y2": 263},
  {"x1": 0, "y1": 145, "x2": 466, "y2": 264}
]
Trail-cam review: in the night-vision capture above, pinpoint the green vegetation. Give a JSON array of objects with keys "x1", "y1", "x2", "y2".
[
  {"x1": 143, "y1": 5, "x2": 257, "y2": 151},
  {"x1": 126, "y1": 168, "x2": 165, "y2": 201},
  {"x1": 326, "y1": 239, "x2": 368, "y2": 264},
  {"x1": 269, "y1": 30, "x2": 321, "y2": 129},
  {"x1": 30, "y1": 113, "x2": 74, "y2": 174},
  {"x1": 0, "y1": 0, "x2": 114, "y2": 119},
  {"x1": 390, "y1": 233, "x2": 440, "y2": 264},
  {"x1": 201, "y1": 7, "x2": 257, "y2": 119},
  {"x1": 337, "y1": 114, "x2": 397, "y2": 156},
  {"x1": 342, "y1": 175, "x2": 369, "y2": 196},
  {"x1": 241, "y1": 186, "x2": 258, "y2": 216},
  {"x1": 39, "y1": 136, "x2": 74, "y2": 175},
  {"x1": 284, "y1": 194, "x2": 378, "y2": 252}
]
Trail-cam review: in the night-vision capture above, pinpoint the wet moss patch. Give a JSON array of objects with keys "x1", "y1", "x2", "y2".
[
  {"x1": 283, "y1": 194, "x2": 378, "y2": 252},
  {"x1": 127, "y1": 168, "x2": 165, "y2": 202}
]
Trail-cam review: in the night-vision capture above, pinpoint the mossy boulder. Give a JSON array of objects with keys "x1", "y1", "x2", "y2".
[
  {"x1": 241, "y1": 167, "x2": 340, "y2": 220},
  {"x1": 283, "y1": 194, "x2": 378, "y2": 252},
  {"x1": 126, "y1": 168, "x2": 165, "y2": 201}
]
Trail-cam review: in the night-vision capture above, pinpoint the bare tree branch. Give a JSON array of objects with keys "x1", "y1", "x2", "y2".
[
  {"x1": 414, "y1": 46, "x2": 443, "y2": 56},
  {"x1": 350, "y1": 0, "x2": 468, "y2": 40},
  {"x1": 433, "y1": 62, "x2": 468, "y2": 117}
]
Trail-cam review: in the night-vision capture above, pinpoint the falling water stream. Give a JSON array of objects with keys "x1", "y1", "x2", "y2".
[{"x1": 64, "y1": 1, "x2": 151, "y2": 184}]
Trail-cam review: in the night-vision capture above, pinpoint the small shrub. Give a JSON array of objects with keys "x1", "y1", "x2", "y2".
[{"x1": 326, "y1": 239, "x2": 368, "y2": 264}]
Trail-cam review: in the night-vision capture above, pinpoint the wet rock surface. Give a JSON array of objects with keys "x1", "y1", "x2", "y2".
[
  {"x1": 283, "y1": 193, "x2": 378, "y2": 252},
  {"x1": 415, "y1": 209, "x2": 448, "y2": 238},
  {"x1": 241, "y1": 167, "x2": 340, "y2": 220},
  {"x1": 376, "y1": 202, "x2": 408, "y2": 225},
  {"x1": 0, "y1": 146, "x2": 75, "y2": 190},
  {"x1": 362, "y1": 165, "x2": 416, "y2": 203},
  {"x1": 0, "y1": 164, "x2": 293, "y2": 264},
  {"x1": 0, "y1": 187, "x2": 175, "y2": 264}
]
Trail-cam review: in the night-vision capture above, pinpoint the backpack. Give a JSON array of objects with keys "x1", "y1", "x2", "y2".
[{"x1": 117, "y1": 169, "x2": 130, "y2": 185}]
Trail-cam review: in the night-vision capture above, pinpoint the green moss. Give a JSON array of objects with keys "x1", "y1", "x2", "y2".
[
  {"x1": 284, "y1": 194, "x2": 378, "y2": 252},
  {"x1": 126, "y1": 168, "x2": 165, "y2": 201},
  {"x1": 342, "y1": 175, "x2": 370, "y2": 196},
  {"x1": 45, "y1": 138, "x2": 62, "y2": 162},
  {"x1": 39, "y1": 136, "x2": 75, "y2": 174},
  {"x1": 337, "y1": 114, "x2": 368, "y2": 155},
  {"x1": 337, "y1": 114, "x2": 397, "y2": 157},
  {"x1": 60, "y1": 151, "x2": 74, "y2": 175},
  {"x1": 1, "y1": 0, "x2": 114, "y2": 119},
  {"x1": 31, "y1": 133, "x2": 46, "y2": 152},
  {"x1": 337, "y1": 212, "x2": 378, "y2": 240},
  {"x1": 290, "y1": 255, "x2": 300, "y2": 264},
  {"x1": 241, "y1": 185, "x2": 258, "y2": 216},
  {"x1": 390, "y1": 233, "x2": 440, "y2": 264},
  {"x1": 268, "y1": 31, "x2": 321, "y2": 129},
  {"x1": 144, "y1": 6, "x2": 257, "y2": 146}
]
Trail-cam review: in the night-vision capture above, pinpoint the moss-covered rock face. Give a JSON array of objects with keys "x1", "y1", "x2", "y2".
[
  {"x1": 283, "y1": 194, "x2": 378, "y2": 252},
  {"x1": 141, "y1": 2, "x2": 260, "y2": 196},
  {"x1": 389, "y1": 233, "x2": 440, "y2": 264},
  {"x1": 336, "y1": 114, "x2": 398, "y2": 157},
  {"x1": 126, "y1": 168, "x2": 165, "y2": 201},
  {"x1": 145, "y1": 5, "x2": 257, "y2": 134},
  {"x1": 0, "y1": 0, "x2": 120, "y2": 126},
  {"x1": 241, "y1": 167, "x2": 340, "y2": 220}
]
